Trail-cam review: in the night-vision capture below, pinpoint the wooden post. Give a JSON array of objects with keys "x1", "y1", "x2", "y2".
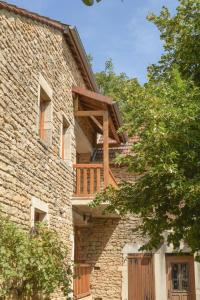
[
  {"x1": 73, "y1": 95, "x2": 79, "y2": 113},
  {"x1": 103, "y1": 111, "x2": 109, "y2": 187}
]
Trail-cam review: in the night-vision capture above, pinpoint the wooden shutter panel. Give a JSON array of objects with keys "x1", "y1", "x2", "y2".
[{"x1": 39, "y1": 101, "x2": 45, "y2": 140}]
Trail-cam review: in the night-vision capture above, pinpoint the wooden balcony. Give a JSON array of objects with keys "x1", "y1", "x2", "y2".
[
  {"x1": 73, "y1": 264, "x2": 91, "y2": 299},
  {"x1": 73, "y1": 164, "x2": 117, "y2": 197},
  {"x1": 72, "y1": 86, "x2": 122, "y2": 216}
]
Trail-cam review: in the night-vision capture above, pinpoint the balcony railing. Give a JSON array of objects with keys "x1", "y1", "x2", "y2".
[
  {"x1": 73, "y1": 264, "x2": 91, "y2": 299},
  {"x1": 73, "y1": 164, "x2": 118, "y2": 197}
]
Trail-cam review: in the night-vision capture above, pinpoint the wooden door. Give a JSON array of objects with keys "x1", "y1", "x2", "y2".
[
  {"x1": 128, "y1": 254, "x2": 155, "y2": 300},
  {"x1": 166, "y1": 255, "x2": 196, "y2": 300}
]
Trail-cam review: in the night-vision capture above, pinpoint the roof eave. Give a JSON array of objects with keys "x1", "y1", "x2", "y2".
[{"x1": 67, "y1": 27, "x2": 99, "y2": 92}]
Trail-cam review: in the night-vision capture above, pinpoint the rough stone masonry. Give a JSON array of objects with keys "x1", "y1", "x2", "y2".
[
  {"x1": 0, "y1": 4, "x2": 142, "y2": 300},
  {"x1": 0, "y1": 6, "x2": 88, "y2": 298}
]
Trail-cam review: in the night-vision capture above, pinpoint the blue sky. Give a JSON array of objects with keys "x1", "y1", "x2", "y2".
[{"x1": 4, "y1": 0, "x2": 179, "y2": 83}]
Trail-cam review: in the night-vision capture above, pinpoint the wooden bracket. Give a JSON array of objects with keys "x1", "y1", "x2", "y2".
[{"x1": 90, "y1": 116, "x2": 103, "y2": 131}]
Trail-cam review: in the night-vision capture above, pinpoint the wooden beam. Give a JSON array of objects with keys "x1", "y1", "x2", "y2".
[
  {"x1": 91, "y1": 115, "x2": 121, "y2": 144},
  {"x1": 72, "y1": 85, "x2": 113, "y2": 105},
  {"x1": 90, "y1": 116, "x2": 103, "y2": 131},
  {"x1": 73, "y1": 163, "x2": 103, "y2": 168},
  {"x1": 96, "y1": 142, "x2": 120, "y2": 148},
  {"x1": 75, "y1": 110, "x2": 105, "y2": 117},
  {"x1": 76, "y1": 111, "x2": 120, "y2": 144},
  {"x1": 103, "y1": 111, "x2": 109, "y2": 188}
]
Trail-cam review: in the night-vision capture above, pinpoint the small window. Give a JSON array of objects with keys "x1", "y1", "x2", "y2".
[
  {"x1": 34, "y1": 208, "x2": 47, "y2": 223},
  {"x1": 31, "y1": 197, "x2": 49, "y2": 227},
  {"x1": 39, "y1": 87, "x2": 52, "y2": 145},
  {"x1": 61, "y1": 116, "x2": 71, "y2": 164}
]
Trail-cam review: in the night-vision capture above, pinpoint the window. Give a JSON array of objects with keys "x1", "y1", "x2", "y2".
[
  {"x1": 61, "y1": 116, "x2": 71, "y2": 164},
  {"x1": 34, "y1": 208, "x2": 46, "y2": 223},
  {"x1": 171, "y1": 263, "x2": 189, "y2": 291},
  {"x1": 31, "y1": 197, "x2": 49, "y2": 227},
  {"x1": 38, "y1": 74, "x2": 53, "y2": 146},
  {"x1": 39, "y1": 87, "x2": 52, "y2": 145}
]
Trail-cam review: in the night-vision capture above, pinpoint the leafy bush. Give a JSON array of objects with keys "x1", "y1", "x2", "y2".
[{"x1": 0, "y1": 214, "x2": 72, "y2": 298}]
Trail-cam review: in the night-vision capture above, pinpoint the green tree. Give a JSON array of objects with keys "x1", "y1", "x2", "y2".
[
  {"x1": 95, "y1": 58, "x2": 140, "y2": 113},
  {"x1": 0, "y1": 214, "x2": 72, "y2": 298},
  {"x1": 87, "y1": 54, "x2": 93, "y2": 68},
  {"x1": 93, "y1": 0, "x2": 200, "y2": 256},
  {"x1": 147, "y1": 0, "x2": 200, "y2": 85},
  {"x1": 94, "y1": 68, "x2": 200, "y2": 255}
]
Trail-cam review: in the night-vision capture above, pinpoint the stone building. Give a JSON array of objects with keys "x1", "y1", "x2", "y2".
[{"x1": 1, "y1": 2, "x2": 200, "y2": 300}]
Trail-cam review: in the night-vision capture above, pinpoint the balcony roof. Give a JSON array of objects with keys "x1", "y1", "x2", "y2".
[{"x1": 73, "y1": 86, "x2": 127, "y2": 144}]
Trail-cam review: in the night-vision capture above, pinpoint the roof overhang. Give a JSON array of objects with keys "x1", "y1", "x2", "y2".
[
  {"x1": 64, "y1": 27, "x2": 98, "y2": 92},
  {"x1": 73, "y1": 86, "x2": 127, "y2": 144}
]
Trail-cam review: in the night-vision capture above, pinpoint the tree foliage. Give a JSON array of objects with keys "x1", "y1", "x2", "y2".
[
  {"x1": 93, "y1": 0, "x2": 200, "y2": 256},
  {"x1": 94, "y1": 68, "x2": 200, "y2": 254},
  {"x1": 0, "y1": 214, "x2": 72, "y2": 298},
  {"x1": 147, "y1": 0, "x2": 200, "y2": 85},
  {"x1": 95, "y1": 58, "x2": 140, "y2": 113}
]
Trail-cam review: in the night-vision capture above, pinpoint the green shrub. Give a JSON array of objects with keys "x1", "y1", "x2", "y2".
[{"x1": 0, "y1": 214, "x2": 72, "y2": 299}]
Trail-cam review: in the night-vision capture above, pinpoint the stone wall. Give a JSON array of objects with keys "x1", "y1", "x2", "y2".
[
  {"x1": 76, "y1": 216, "x2": 142, "y2": 300},
  {"x1": 0, "y1": 7, "x2": 145, "y2": 300},
  {"x1": 0, "y1": 8, "x2": 88, "y2": 299}
]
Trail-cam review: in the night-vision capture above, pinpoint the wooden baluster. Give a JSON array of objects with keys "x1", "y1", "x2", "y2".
[
  {"x1": 82, "y1": 266, "x2": 86, "y2": 294},
  {"x1": 83, "y1": 168, "x2": 88, "y2": 195},
  {"x1": 74, "y1": 267, "x2": 76, "y2": 297},
  {"x1": 77, "y1": 267, "x2": 80, "y2": 296},
  {"x1": 79, "y1": 266, "x2": 82, "y2": 295},
  {"x1": 76, "y1": 169, "x2": 81, "y2": 196},
  {"x1": 76, "y1": 267, "x2": 79, "y2": 296},
  {"x1": 96, "y1": 168, "x2": 101, "y2": 192},
  {"x1": 90, "y1": 168, "x2": 94, "y2": 194},
  {"x1": 73, "y1": 267, "x2": 75, "y2": 297},
  {"x1": 85, "y1": 267, "x2": 88, "y2": 294},
  {"x1": 79, "y1": 267, "x2": 82, "y2": 295},
  {"x1": 83, "y1": 266, "x2": 86, "y2": 295},
  {"x1": 74, "y1": 164, "x2": 105, "y2": 196}
]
